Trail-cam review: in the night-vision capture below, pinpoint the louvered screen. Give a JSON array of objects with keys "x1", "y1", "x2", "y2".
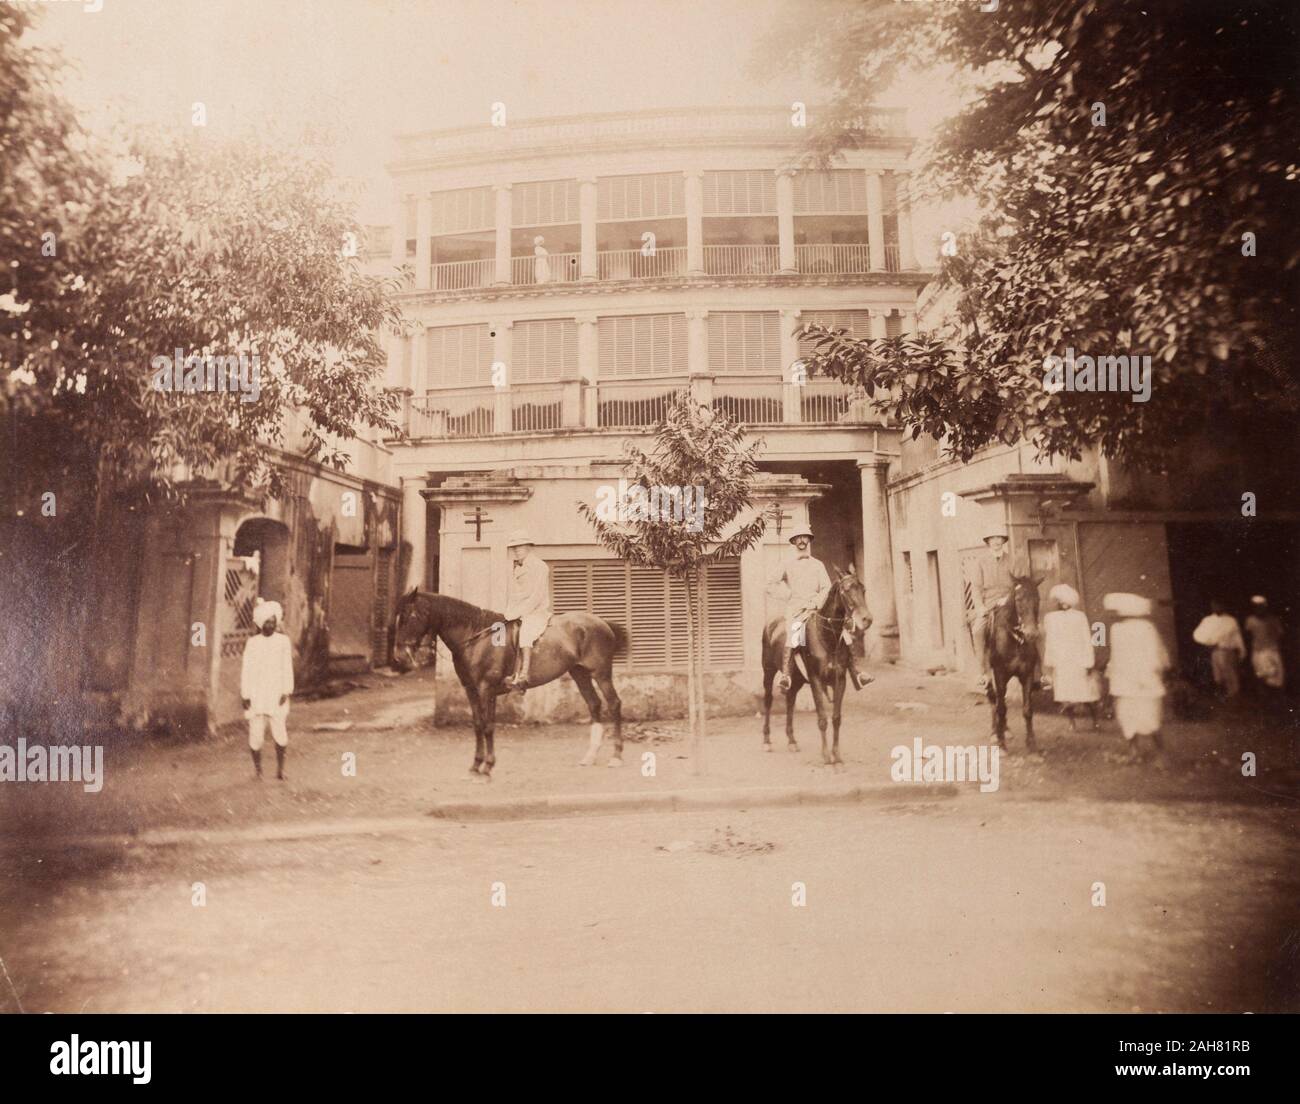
[
  {"x1": 549, "y1": 559, "x2": 744, "y2": 670},
  {"x1": 702, "y1": 170, "x2": 777, "y2": 215},
  {"x1": 425, "y1": 324, "x2": 493, "y2": 388},
  {"x1": 708, "y1": 312, "x2": 782, "y2": 374},
  {"x1": 885, "y1": 312, "x2": 902, "y2": 338},
  {"x1": 792, "y1": 170, "x2": 868, "y2": 214},
  {"x1": 513, "y1": 319, "x2": 577, "y2": 383},
  {"x1": 512, "y1": 179, "x2": 580, "y2": 227},
  {"x1": 597, "y1": 314, "x2": 687, "y2": 378},
  {"x1": 430, "y1": 187, "x2": 494, "y2": 236},
  {"x1": 597, "y1": 173, "x2": 686, "y2": 221},
  {"x1": 797, "y1": 310, "x2": 875, "y2": 361}
]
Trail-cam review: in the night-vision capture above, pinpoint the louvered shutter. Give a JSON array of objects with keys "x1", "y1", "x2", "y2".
[
  {"x1": 512, "y1": 179, "x2": 580, "y2": 227},
  {"x1": 708, "y1": 312, "x2": 781, "y2": 374},
  {"x1": 597, "y1": 173, "x2": 685, "y2": 220},
  {"x1": 792, "y1": 170, "x2": 868, "y2": 214},
  {"x1": 430, "y1": 188, "x2": 493, "y2": 235},
  {"x1": 703, "y1": 560, "x2": 744, "y2": 666},
  {"x1": 703, "y1": 170, "x2": 776, "y2": 215},
  {"x1": 513, "y1": 319, "x2": 577, "y2": 383},
  {"x1": 426, "y1": 324, "x2": 492, "y2": 389},
  {"x1": 597, "y1": 314, "x2": 687, "y2": 378},
  {"x1": 797, "y1": 310, "x2": 875, "y2": 362}
]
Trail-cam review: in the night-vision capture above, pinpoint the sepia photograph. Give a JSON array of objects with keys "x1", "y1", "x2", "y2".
[{"x1": 0, "y1": 0, "x2": 1297, "y2": 1063}]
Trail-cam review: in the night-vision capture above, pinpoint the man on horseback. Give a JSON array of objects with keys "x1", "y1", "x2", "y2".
[
  {"x1": 504, "y1": 529, "x2": 551, "y2": 692},
  {"x1": 970, "y1": 527, "x2": 1016, "y2": 694},
  {"x1": 769, "y1": 527, "x2": 867, "y2": 692}
]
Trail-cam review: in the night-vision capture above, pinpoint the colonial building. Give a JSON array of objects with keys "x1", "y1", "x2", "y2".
[
  {"x1": 889, "y1": 283, "x2": 1300, "y2": 687},
  {"x1": 379, "y1": 107, "x2": 931, "y2": 717}
]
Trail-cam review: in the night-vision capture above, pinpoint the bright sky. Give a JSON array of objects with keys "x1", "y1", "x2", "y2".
[{"x1": 30, "y1": 0, "x2": 965, "y2": 242}]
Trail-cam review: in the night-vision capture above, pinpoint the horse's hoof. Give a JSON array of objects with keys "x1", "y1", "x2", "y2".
[
  {"x1": 470, "y1": 771, "x2": 490, "y2": 784},
  {"x1": 578, "y1": 756, "x2": 596, "y2": 767},
  {"x1": 787, "y1": 742, "x2": 799, "y2": 752},
  {"x1": 607, "y1": 756, "x2": 623, "y2": 768},
  {"x1": 763, "y1": 743, "x2": 773, "y2": 753}
]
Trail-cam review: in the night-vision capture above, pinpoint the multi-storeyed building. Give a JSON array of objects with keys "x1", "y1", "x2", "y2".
[{"x1": 377, "y1": 107, "x2": 931, "y2": 717}]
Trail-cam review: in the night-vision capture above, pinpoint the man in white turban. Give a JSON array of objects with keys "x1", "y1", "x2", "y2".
[
  {"x1": 1043, "y1": 583, "x2": 1099, "y2": 728},
  {"x1": 1104, "y1": 593, "x2": 1169, "y2": 762},
  {"x1": 241, "y1": 599, "x2": 294, "y2": 780},
  {"x1": 1192, "y1": 597, "x2": 1246, "y2": 699}
]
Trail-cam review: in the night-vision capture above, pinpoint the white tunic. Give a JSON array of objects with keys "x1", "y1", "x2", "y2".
[
  {"x1": 240, "y1": 631, "x2": 295, "y2": 717},
  {"x1": 505, "y1": 553, "x2": 552, "y2": 647},
  {"x1": 1043, "y1": 608, "x2": 1098, "y2": 703}
]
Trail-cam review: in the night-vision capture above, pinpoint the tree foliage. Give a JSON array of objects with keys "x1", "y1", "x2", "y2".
[
  {"x1": 772, "y1": 0, "x2": 1299, "y2": 466},
  {"x1": 2, "y1": 6, "x2": 403, "y2": 513}
]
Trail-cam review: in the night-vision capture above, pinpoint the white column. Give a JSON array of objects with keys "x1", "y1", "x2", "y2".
[
  {"x1": 780, "y1": 308, "x2": 802, "y2": 423},
  {"x1": 577, "y1": 314, "x2": 598, "y2": 426},
  {"x1": 403, "y1": 478, "x2": 428, "y2": 592},
  {"x1": 895, "y1": 172, "x2": 917, "y2": 270},
  {"x1": 687, "y1": 309, "x2": 709, "y2": 375},
  {"x1": 871, "y1": 309, "x2": 889, "y2": 340},
  {"x1": 390, "y1": 191, "x2": 407, "y2": 277},
  {"x1": 414, "y1": 193, "x2": 432, "y2": 290},
  {"x1": 684, "y1": 169, "x2": 705, "y2": 277},
  {"x1": 900, "y1": 309, "x2": 917, "y2": 336},
  {"x1": 866, "y1": 170, "x2": 885, "y2": 272},
  {"x1": 857, "y1": 458, "x2": 899, "y2": 660},
  {"x1": 493, "y1": 320, "x2": 512, "y2": 431},
  {"x1": 493, "y1": 184, "x2": 512, "y2": 285},
  {"x1": 776, "y1": 169, "x2": 796, "y2": 274},
  {"x1": 579, "y1": 177, "x2": 598, "y2": 281}
]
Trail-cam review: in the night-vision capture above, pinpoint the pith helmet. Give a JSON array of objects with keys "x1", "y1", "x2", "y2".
[
  {"x1": 506, "y1": 529, "x2": 534, "y2": 548},
  {"x1": 788, "y1": 527, "x2": 814, "y2": 544},
  {"x1": 982, "y1": 527, "x2": 1009, "y2": 545}
]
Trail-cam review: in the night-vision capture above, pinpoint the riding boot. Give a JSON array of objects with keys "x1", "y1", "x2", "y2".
[
  {"x1": 777, "y1": 645, "x2": 793, "y2": 690},
  {"x1": 250, "y1": 749, "x2": 262, "y2": 780},
  {"x1": 275, "y1": 743, "x2": 287, "y2": 781},
  {"x1": 513, "y1": 647, "x2": 532, "y2": 692}
]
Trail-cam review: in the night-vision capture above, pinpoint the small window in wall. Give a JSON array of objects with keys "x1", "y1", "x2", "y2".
[
  {"x1": 708, "y1": 311, "x2": 781, "y2": 374},
  {"x1": 425, "y1": 324, "x2": 493, "y2": 389},
  {"x1": 902, "y1": 551, "x2": 913, "y2": 594},
  {"x1": 403, "y1": 197, "x2": 418, "y2": 257},
  {"x1": 927, "y1": 550, "x2": 944, "y2": 650},
  {"x1": 885, "y1": 311, "x2": 902, "y2": 338},
  {"x1": 598, "y1": 314, "x2": 688, "y2": 378},
  {"x1": 513, "y1": 318, "x2": 578, "y2": 383},
  {"x1": 550, "y1": 558, "x2": 743, "y2": 670}
]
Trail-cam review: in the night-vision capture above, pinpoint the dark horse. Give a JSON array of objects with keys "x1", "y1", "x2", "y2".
[
  {"x1": 986, "y1": 575, "x2": 1043, "y2": 752},
  {"x1": 392, "y1": 589, "x2": 625, "y2": 776},
  {"x1": 760, "y1": 565, "x2": 872, "y2": 765}
]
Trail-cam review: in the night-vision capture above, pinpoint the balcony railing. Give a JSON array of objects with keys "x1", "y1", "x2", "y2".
[
  {"x1": 595, "y1": 378, "x2": 688, "y2": 429},
  {"x1": 795, "y1": 243, "x2": 872, "y2": 275},
  {"x1": 884, "y1": 242, "x2": 901, "y2": 273},
  {"x1": 510, "y1": 384, "x2": 565, "y2": 432},
  {"x1": 430, "y1": 258, "x2": 494, "y2": 291},
  {"x1": 410, "y1": 391, "x2": 496, "y2": 438},
  {"x1": 711, "y1": 379, "x2": 785, "y2": 426},
  {"x1": 598, "y1": 247, "x2": 687, "y2": 280},
  {"x1": 404, "y1": 377, "x2": 876, "y2": 439},
  {"x1": 511, "y1": 252, "x2": 581, "y2": 286},
  {"x1": 702, "y1": 244, "x2": 780, "y2": 276}
]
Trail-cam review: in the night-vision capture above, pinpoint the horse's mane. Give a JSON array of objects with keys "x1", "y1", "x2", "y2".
[{"x1": 408, "y1": 591, "x2": 504, "y2": 631}]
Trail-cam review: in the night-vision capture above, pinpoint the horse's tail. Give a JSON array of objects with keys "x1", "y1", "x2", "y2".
[{"x1": 603, "y1": 619, "x2": 628, "y2": 652}]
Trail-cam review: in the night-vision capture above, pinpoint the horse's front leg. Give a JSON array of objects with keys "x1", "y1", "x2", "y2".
[
  {"x1": 991, "y1": 670, "x2": 1008, "y2": 750},
  {"x1": 761, "y1": 666, "x2": 775, "y2": 751},
  {"x1": 807, "y1": 674, "x2": 831, "y2": 766},
  {"x1": 830, "y1": 668, "x2": 847, "y2": 766},
  {"x1": 465, "y1": 686, "x2": 486, "y2": 775},
  {"x1": 784, "y1": 671, "x2": 802, "y2": 751},
  {"x1": 479, "y1": 683, "x2": 499, "y2": 776},
  {"x1": 1022, "y1": 671, "x2": 1038, "y2": 753}
]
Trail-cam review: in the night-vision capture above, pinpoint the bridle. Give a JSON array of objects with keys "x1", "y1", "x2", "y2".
[
  {"x1": 397, "y1": 594, "x2": 435, "y2": 670},
  {"x1": 812, "y1": 574, "x2": 868, "y2": 636}
]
